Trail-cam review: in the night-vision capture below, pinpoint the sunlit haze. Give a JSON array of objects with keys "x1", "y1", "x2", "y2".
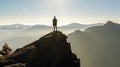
[{"x1": 0, "y1": 0, "x2": 120, "y2": 26}]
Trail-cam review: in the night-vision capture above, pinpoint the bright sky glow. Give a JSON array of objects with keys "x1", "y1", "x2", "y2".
[{"x1": 0, "y1": 0, "x2": 120, "y2": 25}]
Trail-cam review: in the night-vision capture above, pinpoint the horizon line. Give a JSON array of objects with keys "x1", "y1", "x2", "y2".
[{"x1": 0, "y1": 22, "x2": 105, "y2": 26}]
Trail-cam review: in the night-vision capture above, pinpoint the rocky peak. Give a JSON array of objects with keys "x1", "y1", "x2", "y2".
[
  {"x1": 106, "y1": 21, "x2": 114, "y2": 24},
  {"x1": 104, "y1": 21, "x2": 120, "y2": 31},
  {"x1": 40, "y1": 31, "x2": 67, "y2": 42},
  {"x1": 105, "y1": 21, "x2": 118, "y2": 27},
  {"x1": 0, "y1": 31, "x2": 80, "y2": 67}
]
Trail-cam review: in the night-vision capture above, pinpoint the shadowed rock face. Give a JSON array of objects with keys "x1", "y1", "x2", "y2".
[{"x1": 1, "y1": 31, "x2": 80, "y2": 67}]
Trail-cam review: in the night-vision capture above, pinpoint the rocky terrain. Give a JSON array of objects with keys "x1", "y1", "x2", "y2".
[{"x1": 0, "y1": 31, "x2": 80, "y2": 67}]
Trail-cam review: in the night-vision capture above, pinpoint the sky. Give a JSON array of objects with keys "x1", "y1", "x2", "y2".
[{"x1": 0, "y1": 0, "x2": 120, "y2": 26}]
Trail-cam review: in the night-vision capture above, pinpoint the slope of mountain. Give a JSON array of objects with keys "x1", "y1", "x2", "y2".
[
  {"x1": 0, "y1": 31, "x2": 80, "y2": 67},
  {"x1": 68, "y1": 21, "x2": 120, "y2": 67}
]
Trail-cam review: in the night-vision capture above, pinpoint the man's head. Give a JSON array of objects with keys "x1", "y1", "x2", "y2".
[{"x1": 54, "y1": 16, "x2": 56, "y2": 19}]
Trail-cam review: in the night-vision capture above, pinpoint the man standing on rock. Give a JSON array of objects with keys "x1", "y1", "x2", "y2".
[{"x1": 53, "y1": 16, "x2": 57, "y2": 31}]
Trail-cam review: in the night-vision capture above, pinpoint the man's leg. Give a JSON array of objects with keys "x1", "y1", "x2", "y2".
[
  {"x1": 53, "y1": 26, "x2": 55, "y2": 31},
  {"x1": 56, "y1": 26, "x2": 57, "y2": 31},
  {"x1": 53, "y1": 25, "x2": 57, "y2": 31}
]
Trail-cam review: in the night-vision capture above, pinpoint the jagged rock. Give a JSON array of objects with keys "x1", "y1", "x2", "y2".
[{"x1": 2, "y1": 31, "x2": 80, "y2": 67}]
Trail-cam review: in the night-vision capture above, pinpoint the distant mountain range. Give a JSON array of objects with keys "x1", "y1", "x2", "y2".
[
  {"x1": 60, "y1": 23, "x2": 104, "y2": 29},
  {"x1": 0, "y1": 23, "x2": 104, "y2": 30},
  {"x1": 0, "y1": 24, "x2": 31, "y2": 30},
  {"x1": 68, "y1": 21, "x2": 120, "y2": 67}
]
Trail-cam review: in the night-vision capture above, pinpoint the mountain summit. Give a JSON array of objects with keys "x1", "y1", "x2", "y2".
[{"x1": 0, "y1": 31, "x2": 80, "y2": 67}]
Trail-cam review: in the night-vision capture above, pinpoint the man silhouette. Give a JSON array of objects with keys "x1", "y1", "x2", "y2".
[{"x1": 53, "y1": 16, "x2": 57, "y2": 31}]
